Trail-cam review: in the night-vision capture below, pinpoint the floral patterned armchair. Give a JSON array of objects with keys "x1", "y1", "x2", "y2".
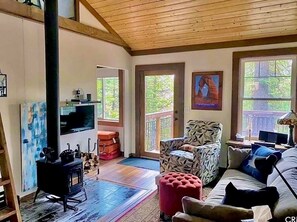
[{"x1": 160, "y1": 120, "x2": 223, "y2": 185}]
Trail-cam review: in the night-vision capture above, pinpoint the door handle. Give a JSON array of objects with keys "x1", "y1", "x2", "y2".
[
  {"x1": 174, "y1": 110, "x2": 178, "y2": 114},
  {"x1": 174, "y1": 118, "x2": 178, "y2": 121}
]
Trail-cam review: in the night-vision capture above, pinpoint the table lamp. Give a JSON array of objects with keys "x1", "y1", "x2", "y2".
[{"x1": 277, "y1": 110, "x2": 297, "y2": 147}]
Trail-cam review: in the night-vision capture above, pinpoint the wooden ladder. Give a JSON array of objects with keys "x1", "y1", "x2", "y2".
[{"x1": 0, "y1": 113, "x2": 21, "y2": 222}]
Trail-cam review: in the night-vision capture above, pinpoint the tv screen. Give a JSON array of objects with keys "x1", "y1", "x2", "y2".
[{"x1": 60, "y1": 105, "x2": 94, "y2": 135}]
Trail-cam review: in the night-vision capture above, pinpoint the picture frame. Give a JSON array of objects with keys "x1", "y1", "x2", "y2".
[
  {"x1": 0, "y1": 73, "x2": 7, "y2": 97},
  {"x1": 192, "y1": 71, "x2": 223, "y2": 110}
]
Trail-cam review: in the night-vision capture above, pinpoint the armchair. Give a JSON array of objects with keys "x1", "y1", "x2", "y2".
[{"x1": 160, "y1": 120, "x2": 223, "y2": 185}]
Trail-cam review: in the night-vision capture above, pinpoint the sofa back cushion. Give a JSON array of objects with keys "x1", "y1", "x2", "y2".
[
  {"x1": 267, "y1": 148, "x2": 297, "y2": 221},
  {"x1": 184, "y1": 120, "x2": 222, "y2": 146}
]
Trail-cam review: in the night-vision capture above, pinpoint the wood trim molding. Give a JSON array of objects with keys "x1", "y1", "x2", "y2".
[
  {"x1": 0, "y1": 0, "x2": 129, "y2": 48},
  {"x1": 231, "y1": 47, "x2": 297, "y2": 141},
  {"x1": 132, "y1": 34, "x2": 297, "y2": 56},
  {"x1": 78, "y1": 0, "x2": 132, "y2": 54},
  {"x1": 79, "y1": 0, "x2": 118, "y2": 37},
  {"x1": 75, "y1": 0, "x2": 80, "y2": 22},
  {"x1": 98, "y1": 69, "x2": 124, "y2": 127},
  {"x1": 135, "y1": 63, "x2": 185, "y2": 158}
]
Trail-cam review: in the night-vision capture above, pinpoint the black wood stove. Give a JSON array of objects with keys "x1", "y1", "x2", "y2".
[
  {"x1": 34, "y1": 0, "x2": 86, "y2": 212},
  {"x1": 34, "y1": 158, "x2": 85, "y2": 211}
]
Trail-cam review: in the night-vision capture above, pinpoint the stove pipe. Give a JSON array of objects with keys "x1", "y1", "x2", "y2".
[{"x1": 44, "y1": 0, "x2": 60, "y2": 161}]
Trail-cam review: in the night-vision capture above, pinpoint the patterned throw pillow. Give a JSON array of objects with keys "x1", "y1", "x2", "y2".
[
  {"x1": 240, "y1": 144, "x2": 282, "y2": 183},
  {"x1": 179, "y1": 144, "x2": 196, "y2": 152}
]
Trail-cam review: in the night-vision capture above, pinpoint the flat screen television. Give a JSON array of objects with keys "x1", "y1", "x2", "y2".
[{"x1": 60, "y1": 104, "x2": 94, "y2": 135}]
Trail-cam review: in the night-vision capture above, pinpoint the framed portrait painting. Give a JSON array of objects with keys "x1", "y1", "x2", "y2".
[{"x1": 192, "y1": 71, "x2": 223, "y2": 110}]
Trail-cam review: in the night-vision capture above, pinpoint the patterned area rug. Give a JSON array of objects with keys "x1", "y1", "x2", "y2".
[
  {"x1": 118, "y1": 187, "x2": 213, "y2": 222},
  {"x1": 21, "y1": 179, "x2": 142, "y2": 222}
]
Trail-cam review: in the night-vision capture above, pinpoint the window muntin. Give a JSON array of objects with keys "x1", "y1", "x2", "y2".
[{"x1": 239, "y1": 57, "x2": 295, "y2": 138}]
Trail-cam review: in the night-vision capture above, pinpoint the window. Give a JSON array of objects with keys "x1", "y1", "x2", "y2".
[
  {"x1": 17, "y1": 0, "x2": 78, "y2": 20},
  {"x1": 97, "y1": 70, "x2": 123, "y2": 126},
  {"x1": 239, "y1": 56, "x2": 296, "y2": 138}
]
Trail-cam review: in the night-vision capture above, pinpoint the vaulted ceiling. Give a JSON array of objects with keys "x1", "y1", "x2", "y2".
[{"x1": 85, "y1": 0, "x2": 297, "y2": 54}]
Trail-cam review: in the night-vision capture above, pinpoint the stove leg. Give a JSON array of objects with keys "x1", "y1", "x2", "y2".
[
  {"x1": 33, "y1": 188, "x2": 40, "y2": 203},
  {"x1": 63, "y1": 196, "x2": 67, "y2": 212}
]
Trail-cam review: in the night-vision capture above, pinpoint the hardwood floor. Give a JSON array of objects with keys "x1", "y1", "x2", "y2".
[
  {"x1": 21, "y1": 157, "x2": 160, "y2": 222},
  {"x1": 89, "y1": 156, "x2": 160, "y2": 221},
  {"x1": 87, "y1": 156, "x2": 159, "y2": 191}
]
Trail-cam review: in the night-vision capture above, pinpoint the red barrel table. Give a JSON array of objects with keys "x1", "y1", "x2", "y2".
[{"x1": 159, "y1": 172, "x2": 202, "y2": 217}]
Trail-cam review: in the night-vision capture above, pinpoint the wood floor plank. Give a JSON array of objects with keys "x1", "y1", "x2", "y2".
[{"x1": 86, "y1": 157, "x2": 159, "y2": 191}]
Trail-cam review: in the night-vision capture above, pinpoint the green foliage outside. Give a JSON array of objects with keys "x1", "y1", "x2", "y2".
[
  {"x1": 243, "y1": 59, "x2": 292, "y2": 112},
  {"x1": 97, "y1": 77, "x2": 119, "y2": 120},
  {"x1": 241, "y1": 59, "x2": 293, "y2": 136},
  {"x1": 145, "y1": 75, "x2": 174, "y2": 114}
]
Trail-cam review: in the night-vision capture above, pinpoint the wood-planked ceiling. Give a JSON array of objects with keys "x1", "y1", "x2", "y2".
[{"x1": 86, "y1": 0, "x2": 297, "y2": 53}]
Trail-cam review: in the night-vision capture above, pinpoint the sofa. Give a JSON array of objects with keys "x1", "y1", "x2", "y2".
[{"x1": 172, "y1": 147, "x2": 297, "y2": 222}]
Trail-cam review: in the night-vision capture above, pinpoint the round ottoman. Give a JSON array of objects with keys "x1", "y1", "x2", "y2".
[{"x1": 159, "y1": 172, "x2": 202, "y2": 217}]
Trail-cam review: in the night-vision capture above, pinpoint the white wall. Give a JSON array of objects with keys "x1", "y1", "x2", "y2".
[
  {"x1": 132, "y1": 42, "x2": 297, "y2": 167},
  {"x1": 0, "y1": 12, "x2": 131, "y2": 196},
  {"x1": 79, "y1": 2, "x2": 109, "y2": 32}
]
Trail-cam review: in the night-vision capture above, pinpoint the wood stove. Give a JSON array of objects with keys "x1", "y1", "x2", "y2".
[
  {"x1": 34, "y1": 0, "x2": 86, "y2": 212},
  {"x1": 34, "y1": 158, "x2": 85, "y2": 211}
]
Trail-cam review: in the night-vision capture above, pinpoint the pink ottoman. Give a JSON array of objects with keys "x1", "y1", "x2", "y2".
[{"x1": 159, "y1": 172, "x2": 202, "y2": 217}]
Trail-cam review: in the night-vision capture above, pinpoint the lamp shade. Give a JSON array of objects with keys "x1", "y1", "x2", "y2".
[{"x1": 277, "y1": 110, "x2": 297, "y2": 125}]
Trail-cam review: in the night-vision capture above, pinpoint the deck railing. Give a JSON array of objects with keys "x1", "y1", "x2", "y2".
[
  {"x1": 145, "y1": 111, "x2": 174, "y2": 152},
  {"x1": 242, "y1": 110, "x2": 287, "y2": 137}
]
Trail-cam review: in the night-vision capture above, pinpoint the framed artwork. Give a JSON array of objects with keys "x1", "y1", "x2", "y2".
[
  {"x1": 192, "y1": 71, "x2": 223, "y2": 110},
  {"x1": 20, "y1": 102, "x2": 47, "y2": 192}
]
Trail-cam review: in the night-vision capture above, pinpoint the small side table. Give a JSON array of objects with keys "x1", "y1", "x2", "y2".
[{"x1": 226, "y1": 140, "x2": 288, "y2": 151}]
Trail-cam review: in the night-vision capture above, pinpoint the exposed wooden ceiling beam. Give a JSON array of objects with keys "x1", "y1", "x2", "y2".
[
  {"x1": 79, "y1": 0, "x2": 131, "y2": 53},
  {"x1": 0, "y1": 0, "x2": 130, "y2": 50},
  {"x1": 131, "y1": 34, "x2": 297, "y2": 56}
]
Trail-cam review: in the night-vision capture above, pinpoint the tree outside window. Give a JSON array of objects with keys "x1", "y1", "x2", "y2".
[{"x1": 240, "y1": 57, "x2": 295, "y2": 138}]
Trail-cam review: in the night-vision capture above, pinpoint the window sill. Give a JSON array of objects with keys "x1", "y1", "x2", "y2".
[{"x1": 98, "y1": 120, "x2": 123, "y2": 127}]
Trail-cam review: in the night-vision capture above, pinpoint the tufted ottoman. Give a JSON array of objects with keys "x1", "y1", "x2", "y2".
[{"x1": 159, "y1": 172, "x2": 202, "y2": 217}]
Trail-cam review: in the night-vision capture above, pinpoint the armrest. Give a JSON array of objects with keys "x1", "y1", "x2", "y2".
[
  {"x1": 191, "y1": 142, "x2": 221, "y2": 178},
  {"x1": 173, "y1": 212, "x2": 214, "y2": 222},
  {"x1": 182, "y1": 196, "x2": 253, "y2": 222},
  {"x1": 160, "y1": 137, "x2": 185, "y2": 155}
]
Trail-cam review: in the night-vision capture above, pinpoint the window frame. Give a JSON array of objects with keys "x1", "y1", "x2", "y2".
[
  {"x1": 231, "y1": 47, "x2": 297, "y2": 141},
  {"x1": 97, "y1": 69, "x2": 124, "y2": 127}
]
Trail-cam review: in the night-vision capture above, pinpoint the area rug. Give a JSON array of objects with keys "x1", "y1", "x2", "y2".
[
  {"x1": 21, "y1": 179, "x2": 143, "y2": 222},
  {"x1": 118, "y1": 187, "x2": 213, "y2": 222},
  {"x1": 118, "y1": 157, "x2": 160, "y2": 171}
]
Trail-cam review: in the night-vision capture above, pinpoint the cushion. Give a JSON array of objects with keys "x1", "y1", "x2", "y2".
[
  {"x1": 97, "y1": 131, "x2": 119, "y2": 140},
  {"x1": 180, "y1": 144, "x2": 196, "y2": 152},
  {"x1": 222, "y1": 182, "x2": 279, "y2": 209},
  {"x1": 227, "y1": 146, "x2": 251, "y2": 169},
  {"x1": 240, "y1": 144, "x2": 281, "y2": 183},
  {"x1": 170, "y1": 150, "x2": 193, "y2": 160},
  {"x1": 182, "y1": 196, "x2": 253, "y2": 222}
]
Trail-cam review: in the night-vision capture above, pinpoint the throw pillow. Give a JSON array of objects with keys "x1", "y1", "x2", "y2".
[
  {"x1": 179, "y1": 144, "x2": 196, "y2": 152},
  {"x1": 182, "y1": 196, "x2": 253, "y2": 222},
  {"x1": 222, "y1": 182, "x2": 279, "y2": 209},
  {"x1": 240, "y1": 144, "x2": 282, "y2": 183},
  {"x1": 227, "y1": 146, "x2": 251, "y2": 169}
]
